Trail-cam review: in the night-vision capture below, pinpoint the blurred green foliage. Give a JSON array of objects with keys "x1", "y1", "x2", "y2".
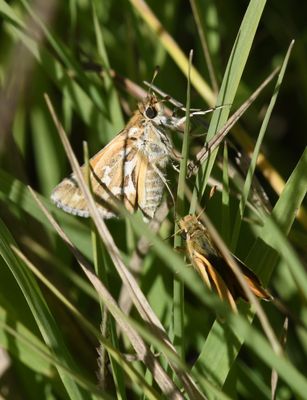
[{"x1": 0, "y1": 1, "x2": 306, "y2": 399}]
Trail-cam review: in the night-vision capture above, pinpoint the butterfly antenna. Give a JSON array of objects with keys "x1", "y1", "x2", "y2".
[
  {"x1": 196, "y1": 185, "x2": 217, "y2": 220},
  {"x1": 196, "y1": 207, "x2": 206, "y2": 221},
  {"x1": 147, "y1": 66, "x2": 160, "y2": 97},
  {"x1": 164, "y1": 229, "x2": 181, "y2": 241},
  {"x1": 144, "y1": 81, "x2": 183, "y2": 107},
  {"x1": 209, "y1": 185, "x2": 217, "y2": 200}
]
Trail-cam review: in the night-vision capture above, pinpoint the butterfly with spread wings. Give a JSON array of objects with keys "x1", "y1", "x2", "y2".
[{"x1": 51, "y1": 94, "x2": 180, "y2": 220}]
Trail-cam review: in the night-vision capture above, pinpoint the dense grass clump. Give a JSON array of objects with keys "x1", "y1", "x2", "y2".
[{"x1": 0, "y1": 1, "x2": 306, "y2": 399}]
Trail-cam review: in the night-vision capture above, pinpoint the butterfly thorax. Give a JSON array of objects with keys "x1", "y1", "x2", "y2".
[{"x1": 179, "y1": 215, "x2": 220, "y2": 259}]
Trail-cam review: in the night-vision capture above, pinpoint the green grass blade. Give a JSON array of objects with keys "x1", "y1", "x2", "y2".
[
  {"x1": 228, "y1": 314, "x2": 307, "y2": 399},
  {"x1": 92, "y1": 1, "x2": 124, "y2": 133},
  {"x1": 230, "y1": 40, "x2": 294, "y2": 250},
  {"x1": 129, "y1": 0, "x2": 215, "y2": 106},
  {"x1": 0, "y1": 218, "x2": 91, "y2": 399},
  {"x1": 249, "y1": 146, "x2": 307, "y2": 282},
  {"x1": 0, "y1": 168, "x2": 92, "y2": 259},
  {"x1": 190, "y1": 0, "x2": 266, "y2": 210},
  {"x1": 12, "y1": 244, "x2": 161, "y2": 400},
  {"x1": 172, "y1": 50, "x2": 193, "y2": 360},
  {"x1": 0, "y1": 261, "x2": 53, "y2": 378},
  {"x1": 189, "y1": 0, "x2": 219, "y2": 94},
  {"x1": 193, "y1": 147, "x2": 307, "y2": 388},
  {"x1": 221, "y1": 142, "x2": 230, "y2": 243},
  {"x1": 0, "y1": 1, "x2": 109, "y2": 134}
]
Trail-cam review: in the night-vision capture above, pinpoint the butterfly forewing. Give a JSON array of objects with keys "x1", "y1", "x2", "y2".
[
  {"x1": 51, "y1": 131, "x2": 137, "y2": 218},
  {"x1": 51, "y1": 94, "x2": 173, "y2": 220}
]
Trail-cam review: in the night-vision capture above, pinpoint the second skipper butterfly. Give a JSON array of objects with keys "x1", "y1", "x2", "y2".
[{"x1": 178, "y1": 214, "x2": 271, "y2": 311}]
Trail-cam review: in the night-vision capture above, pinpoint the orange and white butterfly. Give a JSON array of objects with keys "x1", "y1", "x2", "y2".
[{"x1": 51, "y1": 94, "x2": 180, "y2": 220}]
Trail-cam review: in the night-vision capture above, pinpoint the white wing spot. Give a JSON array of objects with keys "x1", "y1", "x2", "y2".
[
  {"x1": 123, "y1": 160, "x2": 136, "y2": 177},
  {"x1": 124, "y1": 176, "x2": 136, "y2": 196},
  {"x1": 128, "y1": 127, "x2": 139, "y2": 137},
  {"x1": 101, "y1": 165, "x2": 112, "y2": 186},
  {"x1": 112, "y1": 186, "x2": 123, "y2": 196}
]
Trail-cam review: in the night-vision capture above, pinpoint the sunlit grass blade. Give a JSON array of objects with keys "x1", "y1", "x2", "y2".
[
  {"x1": 189, "y1": 0, "x2": 219, "y2": 94},
  {"x1": 0, "y1": 287, "x2": 53, "y2": 378},
  {"x1": 92, "y1": 2, "x2": 124, "y2": 133},
  {"x1": 221, "y1": 142, "x2": 230, "y2": 243},
  {"x1": 194, "y1": 147, "x2": 307, "y2": 389},
  {"x1": 0, "y1": 320, "x2": 111, "y2": 399},
  {"x1": 230, "y1": 40, "x2": 295, "y2": 251},
  {"x1": 29, "y1": 184, "x2": 185, "y2": 398},
  {"x1": 227, "y1": 314, "x2": 307, "y2": 399},
  {"x1": 30, "y1": 102, "x2": 64, "y2": 196},
  {"x1": 187, "y1": 67, "x2": 279, "y2": 178},
  {"x1": 190, "y1": 0, "x2": 266, "y2": 210},
  {"x1": 249, "y1": 146, "x2": 307, "y2": 282},
  {"x1": 0, "y1": 1, "x2": 109, "y2": 133},
  {"x1": 19, "y1": 0, "x2": 117, "y2": 139},
  {"x1": 128, "y1": 0, "x2": 215, "y2": 106},
  {"x1": 41, "y1": 95, "x2": 206, "y2": 398}
]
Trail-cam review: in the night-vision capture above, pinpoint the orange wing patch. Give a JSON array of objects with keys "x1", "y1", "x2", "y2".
[{"x1": 193, "y1": 252, "x2": 238, "y2": 312}]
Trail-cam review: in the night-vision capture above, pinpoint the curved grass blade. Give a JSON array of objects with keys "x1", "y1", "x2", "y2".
[
  {"x1": 11, "y1": 245, "x2": 162, "y2": 400},
  {"x1": 44, "y1": 94, "x2": 207, "y2": 400},
  {"x1": 230, "y1": 41, "x2": 295, "y2": 251},
  {"x1": 193, "y1": 147, "x2": 307, "y2": 389},
  {"x1": 172, "y1": 50, "x2": 193, "y2": 360},
  {"x1": 190, "y1": 0, "x2": 267, "y2": 210},
  {"x1": 0, "y1": 218, "x2": 91, "y2": 399}
]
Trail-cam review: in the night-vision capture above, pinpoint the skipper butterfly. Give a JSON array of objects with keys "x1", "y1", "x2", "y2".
[
  {"x1": 51, "y1": 94, "x2": 180, "y2": 220},
  {"x1": 178, "y1": 214, "x2": 271, "y2": 311}
]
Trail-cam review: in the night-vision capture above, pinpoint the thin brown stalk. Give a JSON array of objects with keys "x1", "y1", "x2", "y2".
[
  {"x1": 271, "y1": 318, "x2": 288, "y2": 400},
  {"x1": 28, "y1": 187, "x2": 183, "y2": 399},
  {"x1": 197, "y1": 210, "x2": 282, "y2": 355},
  {"x1": 118, "y1": 200, "x2": 169, "y2": 315},
  {"x1": 187, "y1": 67, "x2": 280, "y2": 177}
]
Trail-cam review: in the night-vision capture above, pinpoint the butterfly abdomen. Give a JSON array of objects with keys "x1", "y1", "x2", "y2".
[
  {"x1": 140, "y1": 166, "x2": 166, "y2": 219},
  {"x1": 135, "y1": 123, "x2": 171, "y2": 219}
]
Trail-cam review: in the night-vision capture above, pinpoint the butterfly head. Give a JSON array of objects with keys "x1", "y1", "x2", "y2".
[{"x1": 138, "y1": 94, "x2": 168, "y2": 123}]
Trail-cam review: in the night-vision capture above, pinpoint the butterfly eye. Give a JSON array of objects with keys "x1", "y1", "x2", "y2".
[
  {"x1": 181, "y1": 230, "x2": 187, "y2": 240},
  {"x1": 145, "y1": 106, "x2": 158, "y2": 119}
]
